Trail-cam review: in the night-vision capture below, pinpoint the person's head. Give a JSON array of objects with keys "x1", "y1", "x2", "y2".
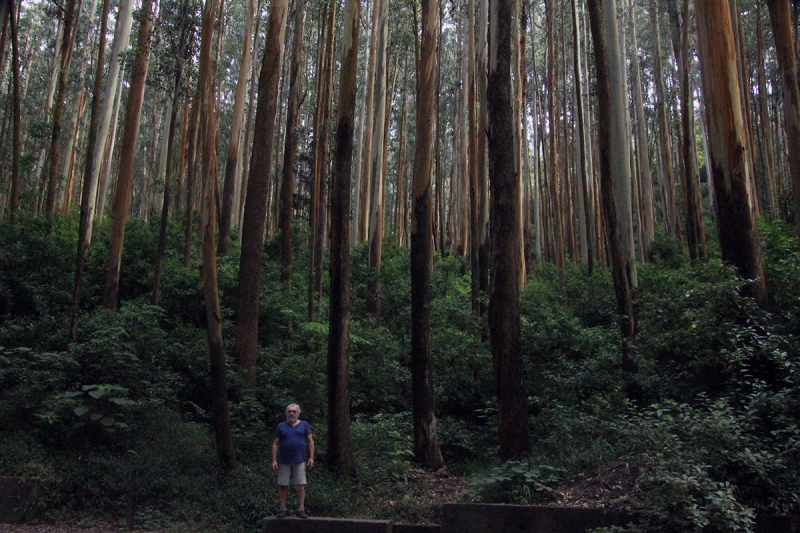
[{"x1": 286, "y1": 403, "x2": 301, "y2": 423}]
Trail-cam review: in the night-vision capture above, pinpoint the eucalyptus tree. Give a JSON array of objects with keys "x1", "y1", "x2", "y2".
[
  {"x1": 766, "y1": 0, "x2": 800, "y2": 239},
  {"x1": 488, "y1": 0, "x2": 531, "y2": 460},
  {"x1": 7, "y1": 0, "x2": 20, "y2": 224},
  {"x1": 696, "y1": 0, "x2": 769, "y2": 309},
  {"x1": 327, "y1": 0, "x2": 360, "y2": 477},
  {"x1": 103, "y1": 0, "x2": 156, "y2": 310},
  {"x1": 234, "y1": 0, "x2": 289, "y2": 383},
  {"x1": 587, "y1": 0, "x2": 640, "y2": 403}
]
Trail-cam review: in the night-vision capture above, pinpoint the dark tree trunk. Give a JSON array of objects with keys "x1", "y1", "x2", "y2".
[
  {"x1": 234, "y1": 0, "x2": 289, "y2": 384},
  {"x1": 487, "y1": 0, "x2": 531, "y2": 461},
  {"x1": 327, "y1": 0, "x2": 360, "y2": 476}
]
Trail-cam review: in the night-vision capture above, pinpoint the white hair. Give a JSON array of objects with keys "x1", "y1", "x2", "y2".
[{"x1": 286, "y1": 403, "x2": 301, "y2": 414}]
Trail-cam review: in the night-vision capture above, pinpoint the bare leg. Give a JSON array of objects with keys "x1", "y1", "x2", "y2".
[
  {"x1": 295, "y1": 485, "x2": 305, "y2": 509},
  {"x1": 278, "y1": 485, "x2": 289, "y2": 509}
]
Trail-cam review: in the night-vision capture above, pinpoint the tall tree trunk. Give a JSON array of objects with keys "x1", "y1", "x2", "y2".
[
  {"x1": 327, "y1": 0, "x2": 359, "y2": 476},
  {"x1": 649, "y1": 2, "x2": 680, "y2": 239},
  {"x1": 358, "y1": 0, "x2": 380, "y2": 244},
  {"x1": 488, "y1": 0, "x2": 531, "y2": 461},
  {"x1": 366, "y1": 0, "x2": 389, "y2": 324},
  {"x1": 279, "y1": 0, "x2": 307, "y2": 285},
  {"x1": 234, "y1": 0, "x2": 289, "y2": 383},
  {"x1": 546, "y1": 0, "x2": 564, "y2": 269},
  {"x1": 669, "y1": 0, "x2": 706, "y2": 261},
  {"x1": 476, "y1": 0, "x2": 489, "y2": 311},
  {"x1": 587, "y1": 0, "x2": 641, "y2": 403},
  {"x1": 628, "y1": 0, "x2": 655, "y2": 260},
  {"x1": 766, "y1": 0, "x2": 800, "y2": 239},
  {"x1": 756, "y1": 1, "x2": 778, "y2": 220},
  {"x1": 44, "y1": 0, "x2": 82, "y2": 215},
  {"x1": 468, "y1": 0, "x2": 480, "y2": 313},
  {"x1": 696, "y1": 0, "x2": 769, "y2": 309},
  {"x1": 218, "y1": 0, "x2": 257, "y2": 255},
  {"x1": 7, "y1": 0, "x2": 20, "y2": 224},
  {"x1": 87, "y1": 0, "x2": 135, "y2": 242},
  {"x1": 69, "y1": 0, "x2": 110, "y2": 340},
  {"x1": 308, "y1": 0, "x2": 336, "y2": 320},
  {"x1": 102, "y1": 0, "x2": 154, "y2": 310},
  {"x1": 409, "y1": 0, "x2": 446, "y2": 472},
  {"x1": 572, "y1": 0, "x2": 593, "y2": 273}
]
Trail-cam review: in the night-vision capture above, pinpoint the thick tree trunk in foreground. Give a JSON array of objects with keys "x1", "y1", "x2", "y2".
[
  {"x1": 587, "y1": 0, "x2": 640, "y2": 404},
  {"x1": 102, "y1": 0, "x2": 155, "y2": 310},
  {"x1": 234, "y1": 0, "x2": 289, "y2": 384},
  {"x1": 488, "y1": 0, "x2": 531, "y2": 461},
  {"x1": 766, "y1": 0, "x2": 800, "y2": 240},
  {"x1": 410, "y1": 0, "x2": 446, "y2": 472},
  {"x1": 696, "y1": 0, "x2": 769, "y2": 309},
  {"x1": 327, "y1": 0, "x2": 360, "y2": 476}
]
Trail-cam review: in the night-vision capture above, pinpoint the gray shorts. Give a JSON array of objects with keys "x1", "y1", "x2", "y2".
[{"x1": 277, "y1": 462, "x2": 307, "y2": 486}]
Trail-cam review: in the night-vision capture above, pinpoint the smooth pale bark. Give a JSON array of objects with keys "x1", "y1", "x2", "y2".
[
  {"x1": 69, "y1": 0, "x2": 110, "y2": 340},
  {"x1": 696, "y1": 0, "x2": 769, "y2": 309},
  {"x1": 394, "y1": 62, "x2": 408, "y2": 247},
  {"x1": 468, "y1": 0, "x2": 480, "y2": 312},
  {"x1": 766, "y1": 0, "x2": 800, "y2": 239},
  {"x1": 756, "y1": 1, "x2": 778, "y2": 220},
  {"x1": 545, "y1": 0, "x2": 564, "y2": 269},
  {"x1": 488, "y1": 0, "x2": 531, "y2": 461},
  {"x1": 358, "y1": 0, "x2": 380, "y2": 244},
  {"x1": 327, "y1": 0, "x2": 359, "y2": 477},
  {"x1": 669, "y1": 0, "x2": 706, "y2": 262},
  {"x1": 628, "y1": 0, "x2": 655, "y2": 260},
  {"x1": 649, "y1": 2, "x2": 680, "y2": 239},
  {"x1": 572, "y1": 0, "x2": 593, "y2": 273},
  {"x1": 587, "y1": 0, "x2": 640, "y2": 403},
  {"x1": 44, "y1": 0, "x2": 81, "y2": 215},
  {"x1": 102, "y1": 0, "x2": 154, "y2": 310},
  {"x1": 279, "y1": 0, "x2": 307, "y2": 285},
  {"x1": 410, "y1": 0, "x2": 446, "y2": 472},
  {"x1": 234, "y1": 0, "x2": 289, "y2": 383},
  {"x1": 477, "y1": 0, "x2": 489, "y2": 309},
  {"x1": 218, "y1": 0, "x2": 257, "y2": 256},
  {"x1": 87, "y1": 0, "x2": 135, "y2": 243},
  {"x1": 366, "y1": 0, "x2": 389, "y2": 323},
  {"x1": 308, "y1": 0, "x2": 336, "y2": 320}
]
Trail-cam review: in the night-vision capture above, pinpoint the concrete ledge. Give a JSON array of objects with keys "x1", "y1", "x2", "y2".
[
  {"x1": 262, "y1": 516, "x2": 392, "y2": 533},
  {"x1": 441, "y1": 503, "x2": 628, "y2": 533},
  {"x1": 393, "y1": 525, "x2": 441, "y2": 533},
  {"x1": 0, "y1": 477, "x2": 41, "y2": 524},
  {"x1": 755, "y1": 514, "x2": 800, "y2": 533}
]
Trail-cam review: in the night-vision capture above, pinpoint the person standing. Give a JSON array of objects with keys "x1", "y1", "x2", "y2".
[{"x1": 272, "y1": 403, "x2": 314, "y2": 518}]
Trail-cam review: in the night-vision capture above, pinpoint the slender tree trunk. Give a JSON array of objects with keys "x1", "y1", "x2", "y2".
[
  {"x1": 327, "y1": 0, "x2": 359, "y2": 476},
  {"x1": 696, "y1": 0, "x2": 769, "y2": 309},
  {"x1": 69, "y1": 0, "x2": 110, "y2": 340},
  {"x1": 468, "y1": 0, "x2": 481, "y2": 313},
  {"x1": 218, "y1": 0, "x2": 257, "y2": 255},
  {"x1": 7, "y1": 0, "x2": 20, "y2": 224},
  {"x1": 102, "y1": 0, "x2": 155, "y2": 310},
  {"x1": 650, "y1": 2, "x2": 680, "y2": 239},
  {"x1": 44, "y1": 0, "x2": 82, "y2": 215},
  {"x1": 766, "y1": 0, "x2": 800, "y2": 239},
  {"x1": 279, "y1": 0, "x2": 307, "y2": 285},
  {"x1": 358, "y1": 0, "x2": 380, "y2": 244},
  {"x1": 488, "y1": 0, "x2": 531, "y2": 461},
  {"x1": 572, "y1": 0, "x2": 593, "y2": 273},
  {"x1": 756, "y1": 1, "x2": 778, "y2": 220},
  {"x1": 234, "y1": 0, "x2": 289, "y2": 383},
  {"x1": 476, "y1": 0, "x2": 489, "y2": 311},
  {"x1": 546, "y1": 0, "x2": 564, "y2": 269},
  {"x1": 587, "y1": 0, "x2": 641, "y2": 403}
]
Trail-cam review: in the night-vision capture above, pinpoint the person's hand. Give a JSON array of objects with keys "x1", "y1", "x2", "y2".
[
  {"x1": 307, "y1": 458, "x2": 314, "y2": 469},
  {"x1": 272, "y1": 460, "x2": 278, "y2": 471}
]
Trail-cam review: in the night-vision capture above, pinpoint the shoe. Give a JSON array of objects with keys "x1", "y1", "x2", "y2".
[
  {"x1": 297, "y1": 509, "x2": 309, "y2": 519},
  {"x1": 276, "y1": 510, "x2": 286, "y2": 518}
]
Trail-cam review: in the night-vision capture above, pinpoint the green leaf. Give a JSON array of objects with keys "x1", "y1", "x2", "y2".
[
  {"x1": 73, "y1": 406, "x2": 90, "y2": 417},
  {"x1": 100, "y1": 417, "x2": 115, "y2": 427}
]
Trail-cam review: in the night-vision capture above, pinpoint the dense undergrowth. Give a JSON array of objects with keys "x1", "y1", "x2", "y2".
[{"x1": 1, "y1": 213, "x2": 799, "y2": 532}]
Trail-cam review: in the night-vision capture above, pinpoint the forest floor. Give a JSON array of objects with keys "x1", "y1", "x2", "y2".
[{"x1": 0, "y1": 464, "x2": 639, "y2": 532}]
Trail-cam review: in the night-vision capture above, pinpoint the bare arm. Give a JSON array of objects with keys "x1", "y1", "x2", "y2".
[
  {"x1": 272, "y1": 437, "x2": 280, "y2": 471},
  {"x1": 307, "y1": 434, "x2": 315, "y2": 468}
]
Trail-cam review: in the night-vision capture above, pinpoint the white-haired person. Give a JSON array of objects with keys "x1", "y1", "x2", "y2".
[{"x1": 271, "y1": 403, "x2": 314, "y2": 518}]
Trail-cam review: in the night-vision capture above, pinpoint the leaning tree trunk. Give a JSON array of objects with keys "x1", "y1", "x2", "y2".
[
  {"x1": 279, "y1": 0, "x2": 307, "y2": 285},
  {"x1": 234, "y1": 0, "x2": 289, "y2": 384},
  {"x1": 102, "y1": 0, "x2": 155, "y2": 310},
  {"x1": 766, "y1": 0, "x2": 800, "y2": 240},
  {"x1": 218, "y1": 0, "x2": 257, "y2": 256},
  {"x1": 327, "y1": 0, "x2": 360, "y2": 477},
  {"x1": 410, "y1": 0, "x2": 446, "y2": 472},
  {"x1": 696, "y1": 0, "x2": 769, "y2": 309},
  {"x1": 587, "y1": 0, "x2": 641, "y2": 404},
  {"x1": 488, "y1": 0, "x2": 531, "y2": 461},
  {"x1": 69, "y1": 0, "x2": 110, "y2": 340}
]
